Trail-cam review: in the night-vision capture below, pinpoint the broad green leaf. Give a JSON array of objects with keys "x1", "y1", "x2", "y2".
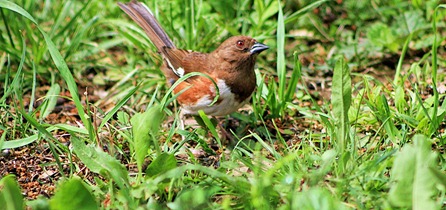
[
  {"x1": 145, "y1": 153, "x2": 177, "y2": 177},
  {"x1": 167, "y1": 186, "x2": 220, "y2": 210},
  {"x1": 0, "y1": 175, "x2": 23, "y2": 210},
  {"x1": 27, "y1": 197, "x2": 50, "y2": 210},
  {"x1": 292, "y1": 188, "x2": 348, "y2": 210},
  {"x1": 389, "y1": 135, "x2": 440, "y2": 209},
  {"x1": 49, "y1": 177, "x2": 98, "y2": 210},
  {"x1": 331, "y1": 58, "x2": 351, "y2": 152},
  {"x1": 367, "y1": 23, "x2": 399, "y2": 52},
  {"x1": 131, "y1": 104, "x2": 165, "y2": 173},
  {"x1": 71, "y1": 137, "x2": 129, "y2": 190},
  {"x1": 399, "y1": 10, "x2": 427, "y2": 34},
  {"x1": 198, "y1": 110, "x2": 220, "y2": 147}
]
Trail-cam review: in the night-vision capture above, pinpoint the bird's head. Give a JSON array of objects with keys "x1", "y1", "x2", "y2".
[{"x1": 213, "y1": 36, "x2": 268, "y2": 63}]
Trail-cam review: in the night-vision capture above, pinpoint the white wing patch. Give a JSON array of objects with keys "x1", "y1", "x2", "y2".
[
  {"x1": 176, "y1": 67, "x2": 185, "y2": 77},
  {"x1": 164, "y1": 57, "x2": 184, "y2": 77},
  {"x1": 181, "y1": 79, "x2": 248, "y2": 116}
]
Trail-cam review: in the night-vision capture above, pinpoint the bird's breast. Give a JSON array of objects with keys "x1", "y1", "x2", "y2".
[{"x1": 180, "y1": 79, "x2": 250, "y2": 116}]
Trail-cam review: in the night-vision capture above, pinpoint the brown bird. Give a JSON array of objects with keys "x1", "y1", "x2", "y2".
[{"x1": 118, "y1": 1, "x2": 268, "y2": 116}]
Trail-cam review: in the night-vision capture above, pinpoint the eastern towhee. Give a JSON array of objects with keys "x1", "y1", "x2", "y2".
[{"x1": 118, "y1": 1, "x2": 268, "y2": 116}]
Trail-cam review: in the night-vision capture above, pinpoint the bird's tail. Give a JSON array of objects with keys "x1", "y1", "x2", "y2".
[{"x1": 118, "y1": 1, "x2": 175, "y2": 51}]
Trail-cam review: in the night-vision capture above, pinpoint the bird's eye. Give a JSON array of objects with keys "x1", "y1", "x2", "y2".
[{"x1": 236, "y1": 40, "x2": 244, "y2": 47}]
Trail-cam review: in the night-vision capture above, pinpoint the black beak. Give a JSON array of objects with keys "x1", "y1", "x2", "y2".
[{"x1": 250, "y1": 42, "x2": 269, "y2": 54}]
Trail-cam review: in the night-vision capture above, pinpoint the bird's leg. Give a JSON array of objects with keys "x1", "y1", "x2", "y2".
[
  {"x1": 214, "y1": 117, "x2": 235, "y2": 146},
  {"x1": 179, "y1": 109, "x2": 185, "y2": 131},
  {"x1": 179, "y1": 109, "x2": 187, "y2": 141}
]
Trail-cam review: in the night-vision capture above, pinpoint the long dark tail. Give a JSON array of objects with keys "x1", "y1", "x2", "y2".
[{"x1": 118, "y1": 1, "x2": 175, "y2": 51}]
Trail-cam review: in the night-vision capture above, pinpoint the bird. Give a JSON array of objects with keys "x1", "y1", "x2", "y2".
[{"x1": 118, "y1": 1, "x2": 268, "y2": 116}]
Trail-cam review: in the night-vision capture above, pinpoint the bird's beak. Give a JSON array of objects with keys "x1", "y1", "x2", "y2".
[{"x1": 250, "y1": 42, "x2": 269, "y2": 54}]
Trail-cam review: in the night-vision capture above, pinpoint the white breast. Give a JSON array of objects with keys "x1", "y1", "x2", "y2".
[{"x1": 181, "y1": 79, "x2": 249, "y2": 116}]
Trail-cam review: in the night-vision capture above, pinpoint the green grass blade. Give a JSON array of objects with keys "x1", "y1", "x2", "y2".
[
  {"x1": 428, "y1": 5, "x2": 446, "y2": 136},
  {"x1": 64, "y1": 16, "x2": 99, "y2": 59},
  {"x1": 18, "y1": 109, "x2": 65, "y2": 178},
  {"x1": 285, "y1": 52, "x2": 301, "y2": 102},
  {"x1": 0, "y1": 8, "x2": 14, "y2": 48},
  {"x1": 1, "y1": 123, "x2": 89, "y2": 150},
  {"x1": 198, "y1": 110, "x2": 221, "y2": 148},
  {"x1": 1, "y1": 134, "x2": 38, "y2": 149},
  {"x1": 284, "y1": 0, "x2": 329, "y2": 25},
  {"x1": 48, "y1": 1, "x2": 72, "y2": 37},
  {"x1": 276, "y1": 0, "x2": 285, "y2": 101},
  {"x1": 0, "y1": 35, "x2": 25, "y2": 102},
  {"x1": 393, "y1": 33, "x2": 413, "y2": 85},
  {"x1": 98, "y1": 86, "x2": 138, "y2": 130},
  {"x1": 40, "y1": 84, "x2": 60, "y2": 120},
  {"x1": 28, "y1": 62, "x2": 37, "y2": 113},
  {"x1": 53, "y1": 0, "x2": 93, "y2": 39}
]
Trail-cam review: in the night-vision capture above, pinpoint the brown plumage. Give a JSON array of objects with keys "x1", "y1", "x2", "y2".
[{"x1": 118, "y1": 1, "x2": 268, "y2": 116}]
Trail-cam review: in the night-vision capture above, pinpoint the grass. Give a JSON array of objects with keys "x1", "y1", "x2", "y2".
[{"x1": 1, "y1": 0, "x2": 446, "y2": 209}]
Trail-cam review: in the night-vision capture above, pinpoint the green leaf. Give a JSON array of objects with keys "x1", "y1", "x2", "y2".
[
  {"x1": 394, "y1": 86, "x2": 406, "y2": 113},
  {"x1": 145, "y1": 153, "x2": 177, "y2": 177},
  {"x1": 284, "y1": 0, "x2": 328, "y2": 25},
  {"x1": 27, "y1": 197, "x2": 50, "y2": 210},
  {"x1": 0, "y1": 175, "x2": 24, "y2": 210},
  {"x1": 131, "y1": 104, "x2": 165, "y2": 173},
  {"x1": 1, "y1": 134, "x2": 38, "y2": 149},
  {"x1": 1, "y1": 124, "x2": 88, "y2": 150},
  {"x1": 284, "y1": 52, "x2": 301, "y2": 103},
  {"x1": 331, "y1": 58, "x2": 351, "y2": 153},
  {"x1": 308, "y1": 150, "x2": 337, "y2": 186},
  {"x1": 260, "y1": 1, "x2": 279, "y2": 23},
  {"x1": 375, "y1": 95, "x2": 401, "y2": 142},
  {"x1": 389, "y1": 134, "x2": 440, "y2": 209},
  {"x1": 49, "y1": 177, "x2": 98, "y2": 210},
  {"x1": 167, "y1": 186, "x2": 220, "y2": 210},
  {"x1": 198, "y1": 110, "x2": 220, "y2": 148},
  {"x1": 40, "y1": 84, "x2": 60, "y2": 119},
  {"x1": 71, "y1": 137, "x2": 130, "y2": 190},
  {"x1": 276, "y1": 0, "x2": 286, "y2": 101},
  {"x1": 98, "y1": 86, "x2": 138, "y2": 130},
  {"x1": 400, "y1": 10, "x2": 427, "y2": 34},
  {"x1": 292, "y1": 188, "x2": 348, "y2": 210},
  {"x1": 428, "y1": 5, "x2": 446, "y2": 137},
  {"x1": 367, "y1": 22, "x2": 399, "y2": 52}
]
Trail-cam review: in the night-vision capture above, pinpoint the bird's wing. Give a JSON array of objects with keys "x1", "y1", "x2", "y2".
[{"x1": 161, "y1": 47, "x2": 209, "y2": 78}]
